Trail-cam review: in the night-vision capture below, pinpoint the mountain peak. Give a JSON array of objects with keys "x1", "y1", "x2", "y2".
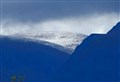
[
  {"x1": 1, "y1": 31, "x2": 87, "y2": 54},
  {"x1": 55, "y1": 22, "x2": 120, "y2": 81},
  {"x1": 107, "y1": 22, "x2": 120, "y2": 35}
]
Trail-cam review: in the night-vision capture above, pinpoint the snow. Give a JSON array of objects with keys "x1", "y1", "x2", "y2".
[{"x1": 1, "y1": 31, "x2": 87, "y2": 54}]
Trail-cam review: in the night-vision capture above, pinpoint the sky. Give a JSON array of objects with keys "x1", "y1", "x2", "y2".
[{"x1": 0, "y1": 0, "x2": 120, "y2": 35}]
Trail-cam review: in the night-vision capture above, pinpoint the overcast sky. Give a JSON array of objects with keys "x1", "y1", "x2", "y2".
[{"x1": 0, "y1": 0, "x2": 120, "y2": 35}]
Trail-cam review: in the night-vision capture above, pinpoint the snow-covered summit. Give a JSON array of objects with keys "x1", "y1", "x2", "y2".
[{"x1": 1, "y1": 31, "x2": 87, "y2": 54}]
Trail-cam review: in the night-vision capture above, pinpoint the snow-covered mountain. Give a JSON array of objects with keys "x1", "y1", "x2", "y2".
[{"x1": 1, "y1": 31, "x2": 87, "y2": 54}]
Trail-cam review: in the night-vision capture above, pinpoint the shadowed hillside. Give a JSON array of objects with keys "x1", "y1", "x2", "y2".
[
  {"x1": 0, "y1": 36, "x2": 70, "y2": 81},
  {"x1": 0, "y1": 22, "x2": 119, "y2": 81},
  {"x1": 54, "y1": 22, "x2": 120, "y2": 81}
]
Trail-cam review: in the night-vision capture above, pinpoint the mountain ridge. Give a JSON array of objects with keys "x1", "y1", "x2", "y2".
[
  {"x1": 1, "y1": 31, "x2": 87, "y2": 54},
  {"x1": 0, "y1": 35, "x2": 70, "y2": 81},
  {"x1": 54, "y1": 22, "x2": 120, "y2": 81},
  {"x1": 0, "y1": 22, "x2": 119, "y2": 81}
]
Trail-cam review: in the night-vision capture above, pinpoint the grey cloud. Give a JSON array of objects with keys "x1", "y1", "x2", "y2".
[{"x1": 1, "y1": 13, "x2": 119, "y2": 35}]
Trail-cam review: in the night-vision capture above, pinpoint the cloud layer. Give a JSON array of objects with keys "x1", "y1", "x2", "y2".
[{"x1": 1, "y1": 13, "x2": 119, "y2": 35}]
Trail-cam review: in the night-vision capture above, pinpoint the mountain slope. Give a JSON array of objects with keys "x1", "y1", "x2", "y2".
[
  {"x1": 0, "y1": 36, "x2": 70, "y2": 81},
  {"x1": 54, "y1": 22, "x2": 120, "y2": 81},
  {"x1": 0, "y1": 22, "x2": 119, "y2": 81},
  {"x1": 3, "y1": 31, "x2": 87, "y2": 54}
]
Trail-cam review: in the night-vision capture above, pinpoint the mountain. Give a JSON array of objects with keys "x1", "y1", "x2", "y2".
[
  {"x1": 54, "y1": 22, "x2": 120, "y2": 81},
  {"x1": 3, "y1": 31, "x2": 87, "y2": 54},
  {"x1": 0, "y1": 22, "x2": 119, "y2": 81},
  {"x1": 0, "y1": 36, "x2": 70, "y2": 81}
]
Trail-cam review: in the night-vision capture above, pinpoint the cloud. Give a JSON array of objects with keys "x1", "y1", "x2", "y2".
[{"x1": 1, "y1": 13, "x2": 119, "y2": 35}]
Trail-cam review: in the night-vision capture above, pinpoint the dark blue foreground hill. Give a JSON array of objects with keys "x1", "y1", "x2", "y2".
[
  {"x1": 54, "y1": 22, "x2": 120, "y2": 81},
  {"x1": 0, "y1": 22, "x2": 120, "y2": 81},
  {"x1": 0, "y1": 37, "x2": 70, "y2": 81}
]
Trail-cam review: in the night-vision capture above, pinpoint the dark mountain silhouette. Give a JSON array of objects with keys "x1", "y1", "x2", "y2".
[
  {"x1": 0, "y1": 22, "x2": 119, "y2": 81},
  {"x1": 54, "y1": 22, "x2": 120, "y2": 81},
  {"x1": 0, "y1": 36, "x2": 70, "y2": 81}
]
